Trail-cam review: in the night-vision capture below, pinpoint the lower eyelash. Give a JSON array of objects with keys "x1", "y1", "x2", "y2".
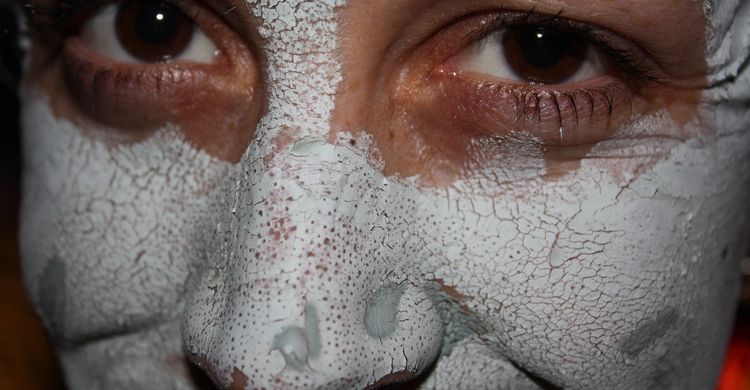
[
  {"x1": 439, "y1": 72, "x2": 634, "y2": 146},
  {"x1": 479, "y1": 82, "x2": 619, "y2": 126}
]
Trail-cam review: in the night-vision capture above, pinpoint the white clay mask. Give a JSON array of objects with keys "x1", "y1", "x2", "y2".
[{"x1": 19, "y1": 0, "x2": 750, "y2": 389}]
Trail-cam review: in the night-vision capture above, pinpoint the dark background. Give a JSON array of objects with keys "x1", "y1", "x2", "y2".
[
  {"x1": 0, "y1": 3, "x2": 66, "y2": 389},
  {"x1": 0, "y1": 3, "x2": 747, "y2": 389}
]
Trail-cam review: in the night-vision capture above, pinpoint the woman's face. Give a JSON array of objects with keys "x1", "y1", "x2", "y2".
[{"x1": 19, "y1": 0, "x2": 750, "y2": 389}]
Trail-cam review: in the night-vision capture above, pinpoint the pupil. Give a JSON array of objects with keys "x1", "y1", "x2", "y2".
[
  {"x1": 134, "y1": 2, "x2": 183, "y2": 45},
  {"x1": 518, "y1": 27, "x2": 568, "y2": 69}
]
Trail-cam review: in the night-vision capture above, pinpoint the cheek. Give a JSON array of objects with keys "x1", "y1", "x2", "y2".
[
  {"x1": 419, "y1": 122, "x2": 750, "y2": 387},
  {"x1": 19, "y1": 90, "x2": 230, "y2": 344}
]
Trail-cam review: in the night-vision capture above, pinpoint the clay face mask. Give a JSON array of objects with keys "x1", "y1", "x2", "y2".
[
  {"x1": 20, "y1": 92, "x2": 232, "y2": 388},
  {"x1": 19, "y1": 0, "x2": 750, "y2": 389}
]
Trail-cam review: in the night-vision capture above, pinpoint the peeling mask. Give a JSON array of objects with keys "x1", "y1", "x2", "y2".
[{"x1": 19, "y1": 1, "x2": 750, "y2": 390}]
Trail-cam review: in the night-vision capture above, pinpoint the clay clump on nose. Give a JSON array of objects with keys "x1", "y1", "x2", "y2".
[
  {"x1": 364, "y1": 282, "x2": 405, "y2": 338},
  {"x1": 273, "y1": 302, "x2": 322, "y2": 371}
]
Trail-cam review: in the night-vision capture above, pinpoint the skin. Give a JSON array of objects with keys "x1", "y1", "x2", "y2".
[{"x1": 18, "y1": 0, "x2": 750, "y2": 389}]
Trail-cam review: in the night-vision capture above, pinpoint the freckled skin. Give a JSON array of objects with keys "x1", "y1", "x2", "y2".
[{"x1": 18, "y1": 1, "x2": 750, "y2": 390}]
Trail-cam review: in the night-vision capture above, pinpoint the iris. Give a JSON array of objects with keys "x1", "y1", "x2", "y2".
[{"x1": 115, "y1": 0, "x2": 194, "y2": 62}]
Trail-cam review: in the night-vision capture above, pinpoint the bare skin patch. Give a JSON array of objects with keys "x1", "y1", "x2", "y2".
[{"x1": 230, "y1": 367, "x2": 249, "y2": 390}]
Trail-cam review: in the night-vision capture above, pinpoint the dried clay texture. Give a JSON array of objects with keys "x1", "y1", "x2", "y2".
[{"x1": 18, "y1": 1, "x2": 750, "y2": 390}]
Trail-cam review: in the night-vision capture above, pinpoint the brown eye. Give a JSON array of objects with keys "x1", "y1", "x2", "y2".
[
  {"x1": 502, "y1": 26, "x2": 587, "y2": 84},
  {"x1": 115, "y1": 0, "x2": 194, "y2": 62}
]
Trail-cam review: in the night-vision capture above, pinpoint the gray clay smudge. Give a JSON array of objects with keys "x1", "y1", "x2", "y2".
[{"x1": 364, "y1": 282, "x2": 405, "y2": 338}]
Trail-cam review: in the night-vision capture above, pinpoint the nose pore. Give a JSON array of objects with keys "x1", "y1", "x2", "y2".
[{"x1": 182, "y1": 138, "x2": 445, "y2": 389}]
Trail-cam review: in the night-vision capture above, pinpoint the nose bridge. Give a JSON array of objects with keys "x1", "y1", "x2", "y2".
[
  {"x1": 183, "y1": 138, "x2": 444, "y2": 389},
  {"x1": 236, "y1": 137, "x2": 382, "y2": 301},
  {"x1": 247, "y1": 0, "x2": 348, "y2": 144}
]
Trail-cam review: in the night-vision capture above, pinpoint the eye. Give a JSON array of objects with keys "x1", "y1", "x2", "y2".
[
  {"x1": 25, "y1": 0, "x2": 261, "y2": 162},
  {"x1": 369, "y1": 9, "x2": 675, "y2": 183},
  {"x1": 415, "y1": 13, "x2": 664, "y2": 147},
  {"x1": 461, "y1": 26, "x2": 606, "y2": 85},
  {"x1": 79, "y1": 1, "x2": 219, "y2": 63}
]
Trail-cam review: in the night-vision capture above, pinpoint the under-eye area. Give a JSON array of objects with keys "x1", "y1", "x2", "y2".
[{"x1": 331, "y1": 2, "x2": 708, "y2": 184}]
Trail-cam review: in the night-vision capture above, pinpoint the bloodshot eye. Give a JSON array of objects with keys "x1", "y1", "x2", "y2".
[
  {"x1": 79, "y1": 0, "x2": 219, "y2": 64},
  {"x1": 457, "y1": 25, "x2": 608, "y2": 85}
]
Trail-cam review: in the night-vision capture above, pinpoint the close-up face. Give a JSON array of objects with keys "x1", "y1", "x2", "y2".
[{"x1": 16, "y1": 0, "x2": 750, "y2": 389}]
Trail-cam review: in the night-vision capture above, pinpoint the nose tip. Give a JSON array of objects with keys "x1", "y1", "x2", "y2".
[{"x1": 185, "y1": 282, "x2": 444, "y2": 389}]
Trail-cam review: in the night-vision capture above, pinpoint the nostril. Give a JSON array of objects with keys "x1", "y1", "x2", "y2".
[
  {"x1": 363, "y1": 371, "x2": 417, "y2": 390},
  {"x1": 187, "y1": 361, "x2": 218, "y2": 389},
  {"x1": 363, "y1": 363, "x2": 436, "y2": 390}
]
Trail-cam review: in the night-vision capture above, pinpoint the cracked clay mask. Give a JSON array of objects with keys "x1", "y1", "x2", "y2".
[{"x1": 19, "y1": 0, "x2": 750, "y2": 389}]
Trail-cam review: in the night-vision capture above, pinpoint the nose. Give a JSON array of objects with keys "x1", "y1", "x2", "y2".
[{"x1": 182, "y1": 137, "x2": 444, "y2": 389}]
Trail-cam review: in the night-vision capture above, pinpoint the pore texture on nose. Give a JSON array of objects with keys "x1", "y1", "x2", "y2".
[{"x1": 182, "y1": 137, "x2": 445, "y2": 389}]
